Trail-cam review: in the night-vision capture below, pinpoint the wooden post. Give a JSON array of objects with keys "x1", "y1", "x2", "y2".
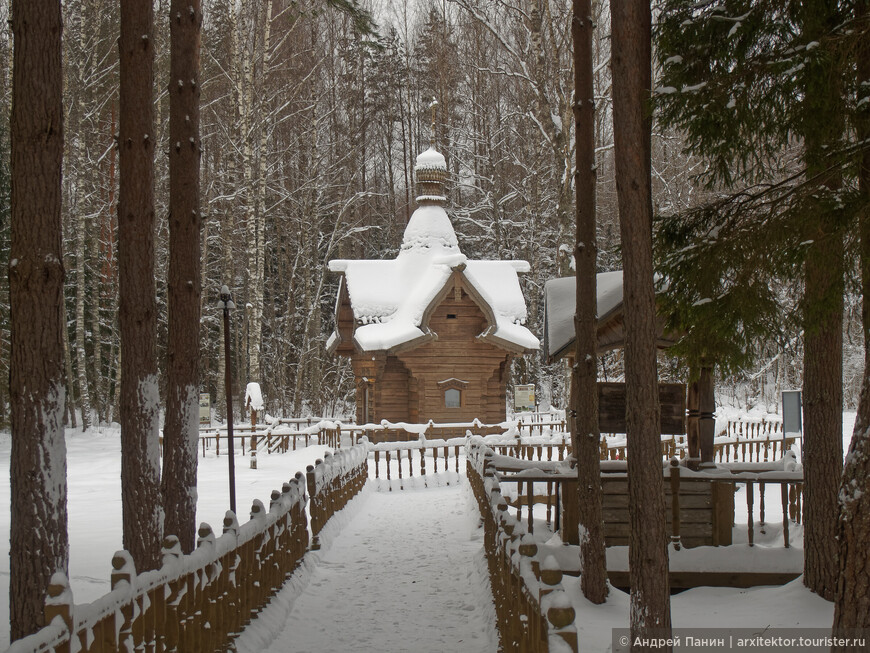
[
  {"x1": 526, "y1": 481, "x2": 534, "y2": 535},
  {"x1": 44, "y1": 573, "x2": 73, "y2": 653},
  {"x1": 250, "y1": 434, "x2": 257, "y2": 469},
  {"x1": 698, "y1": 364, "x2": 716, "y2": 467},
  {"x1": 111, "y1": 551, "x2": 137, "y2": 650},
  {"x1": 560, "y1": 478, "x2": 579, "y2": 545},
  {"x1": 669, "y1": 458, "x2": 681, "y2": 550},
  {"x1": 306, "y1": 464, "x2": 319, "y2": 549},
  {"x1": 746, "y1": 482, "x2": 755, "y2": 547},
  {"x1": 781, "y1": 483, "x2": 790, "y2": 548}
]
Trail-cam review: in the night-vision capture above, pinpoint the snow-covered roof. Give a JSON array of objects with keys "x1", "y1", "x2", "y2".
[
  {"x1": 328, "y1": 147, "x2": 538, "y2": 355},
  {"x1": 543, "y1": 271, "x2": 677, "y2": 361},
  {"x1": 543, "y1": 271, "x2": 625, "y2": 360}
]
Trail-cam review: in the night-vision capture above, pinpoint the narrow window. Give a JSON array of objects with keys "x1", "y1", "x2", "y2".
[
  {"x1": 447, "y1": 313, "x2": 457, "y2": 319},
  {"x1": 445, "y1": 388, "x2": 461, "y2": 408}
]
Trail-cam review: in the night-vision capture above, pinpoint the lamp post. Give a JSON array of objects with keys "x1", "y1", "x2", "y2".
[{"x1": 219, "y1": 285, "x2": 237, "y2": 514}]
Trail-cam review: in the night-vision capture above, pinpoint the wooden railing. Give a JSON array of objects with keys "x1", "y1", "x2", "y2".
[
  {"x1": 4, "y1": 445, "x2": 369, "y2": 653},
  {"x1": 467, "y1": 439, "x2": 579, "y2": 653},
  {"x1": 485, "y1": 450, "x2": 804, "y2": 550},
  {"x1": 708, "y1": 433, "x2": 799, "y2": 464},
  {"x1": 317, "y1": 420, "x2": 507, "y2": 447},
  {"x1": 369, "y1": 439, "x2": 465, "y2": 485}
]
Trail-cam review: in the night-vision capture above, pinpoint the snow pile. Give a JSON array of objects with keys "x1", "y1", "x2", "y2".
[{"x1": 245, "y1": 382, "x2": 264, "y2": 411}]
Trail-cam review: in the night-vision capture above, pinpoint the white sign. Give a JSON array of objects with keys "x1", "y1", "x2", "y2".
[
  {"x1": 199, "y1": 393, "x2": 211, "y2": 425},
  {"x1": 514, "y1": 384, "x2": 536, "y2": 411}
]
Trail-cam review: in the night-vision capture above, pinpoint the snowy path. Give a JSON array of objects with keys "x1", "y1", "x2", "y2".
[{"x1": 234, "y1": 482, "x2": 499, "y2": 653}]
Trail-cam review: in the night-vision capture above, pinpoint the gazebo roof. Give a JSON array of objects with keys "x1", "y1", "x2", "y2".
[{"x1": 543, "y1": 272, "x2": 677, "y2": 363}]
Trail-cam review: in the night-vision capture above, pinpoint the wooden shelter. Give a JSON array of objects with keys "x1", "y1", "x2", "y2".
[
  {"x1": 543, "y1": 275, "x2": 716, "y2": 466},
  {"x1": 327, "y1": 147, "x2": 538, "y2": 425}
]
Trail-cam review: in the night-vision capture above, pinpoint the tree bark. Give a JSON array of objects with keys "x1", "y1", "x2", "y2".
[
  {"x1": 9, "y1": 0, "x2": 69, "y2": 639},
  {"x1": 610, "y1": 0, "x2": 672, "y2": 647},
  {"x1": 799, "y1": 0, "x2": 845, "y2": 601},
  {"x1": 118, "y1": 0, "x2": 163, "y2": 572},
  {"x1": 571, "y1": 0, "x2": 607, "y2": 605},
  {"x1": 162, "y1": 0, "x2": 203, "y2": 555},
  {"x1": 832, "y1": 0, "x2": 870, "y2": 639}
]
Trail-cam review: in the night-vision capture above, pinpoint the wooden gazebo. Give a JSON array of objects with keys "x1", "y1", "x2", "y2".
[{"x1": 542, "y1": 274, "x2": 716, "y2": 466}]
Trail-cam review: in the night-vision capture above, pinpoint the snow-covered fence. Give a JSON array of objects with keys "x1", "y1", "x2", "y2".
[
  {"x1": 515, "y1": 418, "x2": 567, "y2": 438},
  {"x1": 485, "y1": 446, "x2": 804, "y2": 551},
  {"x1": 709, "y1": 432, "x2": 798, "y2": 464},
  {"x1": 315, "y1": 419, "x2": 507, "y2": 448},
  {"x1": 306, "y1": 446, "x2": 369, "y2": 549},
  {"x1": 369, "y1": 437, "x2": 465, "y2": 484},
  {"x1": 466, "y1": 439, "x2": 579, "y2": 653},
  {"x1": 183, "y1": 424, "x2": 322, "y2": 458},
  {"x1": 4, "y1": 445, "x2": 369, "y2": 653}
]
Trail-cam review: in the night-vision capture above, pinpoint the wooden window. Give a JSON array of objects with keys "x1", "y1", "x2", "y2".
[
  {"x1": 447, "y1": 313, "x2": 457, "y2": 319},
  {"x1": 438, "y1": 378, "x2": 468, "y2": 409}
]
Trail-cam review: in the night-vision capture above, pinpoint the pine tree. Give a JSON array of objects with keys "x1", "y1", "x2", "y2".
[
  {"x1": 162, "y1": 0, "x2": 202, "y2": 554},
  {"x1": 611, "y1": 0, "x2": 672, "y2": 645},
  {"x1": 832, "y1": 0, "x2": 870, "y2": 638},
  {"x1": 118, "y1": 0, "x2": 163, "y2": 572},
  {"x1": 571, "y1": 0, "x2": 607, "y2": 604},
  {"x1": 654, "y1": 0, "x2": 868, "y2": 599},
  {"x1": 9, "y1": 0, "x2": 69, "y2": 638}
]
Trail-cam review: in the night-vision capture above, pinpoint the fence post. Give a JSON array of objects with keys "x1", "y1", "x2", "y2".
[
  {"x1": 111, "y1": 550, "x2": 137, "y2": 650},
  {"x1": 306, "y1": 464, "x2": 320, "y2": 549},
  {"x1": 669, "y1": 458, "x2": 682, "y2": 551},
  {"x1": 560, "y1": 478, "x2": 579, "y2": 545},
  {"x1": 250, "y1": 434, "x2": 258, "y2": 469},
  {"x1": 747, "y1": 482, "x2": 755, "y2": 546},
  {"x1": 44, "y1": 572, "x2": 73, "y2": 653}
]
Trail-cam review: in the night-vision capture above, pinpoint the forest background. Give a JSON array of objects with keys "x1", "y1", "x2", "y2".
[{"x1": 0, "y1": 0, "x2": 862, "y2": 427}]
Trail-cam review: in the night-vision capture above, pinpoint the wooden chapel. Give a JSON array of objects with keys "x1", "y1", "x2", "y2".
[{"x1": 326, "y1": 146, "x2": 539, "y2": 425}]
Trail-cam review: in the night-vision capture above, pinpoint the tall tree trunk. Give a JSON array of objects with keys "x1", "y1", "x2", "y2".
[
  {"x1": 162, "y1": 0, "x2": 202, "y2": 555},
  {"x1": 246, "y1": 0, "x2": 273, "y2": 386},
  {"x1": 800, "y1": 0, "x2": 845, "y2": 601},
  {"x1": 9, "y1": 0, "x2": 69, "y2": 639},
  {"x1": 118, "y1": 0, "x2": 163, "y2": 573},
  {"x1": 571, "y1": 0, "x2": 607, "y2": 605},
  {"x1": 832, "y1": 0, "x2": 870, "y2": 638},
  {"x1": 610, "y1": 0, "x2": 672, "y2": 647},
  {"x1": 63, "y1": 300, "x2": 78, "y2": 430},
  {"x1": 74, "y1": 154, "x2": 92, "y2": 430}
]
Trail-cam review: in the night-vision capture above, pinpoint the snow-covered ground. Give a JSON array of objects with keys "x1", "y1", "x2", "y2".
[
  {"x1": 0, "y1": 425, "x2": 331, "y2": 650},
  {"x1": 234, "y1": 483, "x2": 499, "y2": 653},
  {"x1": 0, "y1": 410, "x2": 860, "y2": 651}
]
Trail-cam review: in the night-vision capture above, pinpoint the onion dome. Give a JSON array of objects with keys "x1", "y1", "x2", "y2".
[{"x1": 414, "y1": 147, "x2": 448, "y2": 206}]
